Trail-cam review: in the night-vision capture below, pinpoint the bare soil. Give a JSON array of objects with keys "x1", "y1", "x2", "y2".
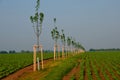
[{"x1": 89, "y1": 61, "x2": 97, "y2": 80}]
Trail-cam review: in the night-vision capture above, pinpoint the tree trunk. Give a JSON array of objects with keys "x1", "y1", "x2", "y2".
[
  {"x1": 33, "y1": 45, "x2": 37, "y2": 71},
  {"x1": 41, "y1": 46, "x2": 44, "y2": 69},
  {"x1": 54, "y1": 45, "x2": 56, "y2": 61},
  {"x1": 58, "y1": 45, "x2": 60, "y2": 59},
  {"x1": 62, "y1": 46, "x2": 64, "y2": 58}
]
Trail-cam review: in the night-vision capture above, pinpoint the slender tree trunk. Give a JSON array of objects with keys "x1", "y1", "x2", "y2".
[
  {"x1": 58, "y1": 45, "x2": 60, "y2": 59},
  {"x1": 56, "y1": 45, "x2": 58, "y2": 59},
  {"x1": 66, "y1": 46, "x2": 68, "y2": 58},
  {"x1": 68, "y1": 47, "x2": 70, "y2": 57},
  {"x1": 54, "y1": 44, "x2": 56, "y2": 61},
  {"x1": 37, "y1": 36, "x2": 39, "y2": 52},
  {"x1": 33, "y1": 45, "x2": 37, "y2": 71},
  {"x1": 62, "y1": 46, "x2": 64, "y2": 58},
  {"x1": 36, "y1": 17, "x2": 39, "y2": 50},
  {"x1": 41, "y1": 46, "x2": 44, "y2": 69}
]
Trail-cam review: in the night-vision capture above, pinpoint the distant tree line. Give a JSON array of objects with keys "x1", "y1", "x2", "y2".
[
  {"x1": 0, "y1": 50, "x2": 31, "y2": 54},
  {"x1": 0, "y1": 50, "x2": 16, "y2": 54},
  {"x1": 89, "y1": 48, "x2": 120, "y2": 51},
  {"x1": 0, "y1": 50, "x2": 55, "y2": 54}
]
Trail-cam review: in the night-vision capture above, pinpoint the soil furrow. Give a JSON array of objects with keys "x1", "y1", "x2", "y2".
[{"x1": 63, "y1": 60, "x2": 81, "y2": 80}]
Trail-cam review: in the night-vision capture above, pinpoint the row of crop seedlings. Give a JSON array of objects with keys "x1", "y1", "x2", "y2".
[
  {"x1": 79, "y1": 53, "x2": 93, "y2": 80},
  {"x1": 79, "y1": 53, "x2": 86, "y2": 80},
  {"x1": 98, "y1": 60, "x2": 110, "y2": 80},
  {"x1": 99, "y1": 53, "x2": 120, "y2": 80},
  {"x1": 0, "y1": 59, "x2": 17, "y2": 78},
  {"x1": 0, "y1": 63, "x2": 19, "y2": 78},
  {"x1": 90, "y1": 52, "x2": 120, "y2": 80},
  {"x1": 93, "y1": 58, "x2": 109, "y2": 80},
  {"x1": 89, "y1": 54, "x2": 102, "y2": 80},
  {"x1": 0, "y1": 53, "x2": 33, "y2": 79},
  {"x1": 103, "y1": 60, "x2": 119, "y2": 79},
  {"x1": 109, "y1": 54, "x2": 120, "y2": 76},
  {"x1": 104, "y1": 52, "x2": 120, "y2": 79},
  {"x1": 89, "y1": 54, "x2": 101, "y2": 80},
  {"x1": 111, "y1": 61, "x2": 120, "y2": 76},
  {"x1": 90, "y1": 53, "x2": 105, "y2": 80},
  {"x1": 89, "y1": 55, "x2": 107, "y2": 80},
  {"x1": 95, "y1": 53, "x2": 113, "y2": 80},
  {"x1": 86, "y1": 54, "x2": 93, "y2": 80},
  {"x1": 0, "y1": 62, "x2": 28, "y2": 79}
]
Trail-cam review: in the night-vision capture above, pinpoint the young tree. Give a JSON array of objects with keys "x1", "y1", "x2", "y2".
[
  {"x1": 30, "y1": 0, "x2": 44, "y2": 70},
  {"x1": 51, "y1": 18, "x2": 60, "y2": 60},
  {"x1": 30, "y1": 12, "x2": 44, "y2": 51},
  {"x1": 67, "y1": 36, "x2": 72, "y2": 55},
  {"x1": 71, "y1": 38, "x2": 76, "y2": 55},
  {"x1": 60, "y1": 29, "x2": 66, "y2": 58},
  {"x1": 51, "y1": 28, "x2": 56, "y2": 60}
]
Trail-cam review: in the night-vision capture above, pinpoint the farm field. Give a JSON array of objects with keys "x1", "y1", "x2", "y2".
[
  {"x1": 1, "y1": 0, "x2": 120, "y2": 80},
  {"x1": 1, "y1": 51, "x2": 120, "y2": 80},
  {"x1": 0, "y1": 52, "x2": 53, "y2": 79},
  {"x1": 78, "y1": 51, "x2": 120, "y2": 80}
]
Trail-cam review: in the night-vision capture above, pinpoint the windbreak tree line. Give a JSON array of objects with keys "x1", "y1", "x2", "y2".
[
  {"x1": 30, "y1": 0, "x2": 85, "y2": 71},
  {"x1": 51, "y1": 18, "x2": 85, "y2": 60}
]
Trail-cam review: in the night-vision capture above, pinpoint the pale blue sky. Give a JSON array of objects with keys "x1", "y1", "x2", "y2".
[{"x1": 0, "y1": 0, "x2": 120, "y2": 51}]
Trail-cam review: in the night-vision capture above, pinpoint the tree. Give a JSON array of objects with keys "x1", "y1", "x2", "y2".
[
  {"x1": 30, "y1": 12, "x2": 44, "y2": 49},
  {"x1": 67, "y1": 37, "x2": 71, "y2": 47},
  {"x1": 71, "y1": 37, "x2": 75, "y2": 54},
  {"x1": 67, "y1": 37, "x2": 70, "y2": 55},
  {"x1": 51, "y1": 19, "x2": 60, "y2": 60},
  {"x1": 30, "y1": 0, "x2": 44, "y2": 70},
  {"x1": 51, "y1": 27, "x2": 60, "y2": 60},
  {"x1": 60, "y1": 29, "x2": 66, "y2": 58}
]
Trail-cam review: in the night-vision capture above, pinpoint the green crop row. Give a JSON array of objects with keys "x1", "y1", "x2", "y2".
[
  {"x1": 1, "y1": 51, "x2": 120, "y2": 80},
  {"x1": 88, "y1": 51, "x2": 120, "y2": 80},
  {"x1": 0, "y1": 52, "x2": 53, "y2": 79}
]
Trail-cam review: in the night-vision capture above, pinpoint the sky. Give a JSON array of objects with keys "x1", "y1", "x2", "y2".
[{"x1": 0, "y1": 0, "x2": 120, "y2": 51}]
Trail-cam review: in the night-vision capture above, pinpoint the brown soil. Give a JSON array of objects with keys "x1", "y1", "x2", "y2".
[
  {"x1": 84, "y1": 62, "x2": 88, "y2": 80},
  {"x1": 89, "y1": 61, "x2": 97, "y2": 80},
  {"x1": 106, "y1": 70, "x2": 113, "y2": 80},
  {"x1": 95, "y1": 64, "x2": 105, "y2": 80},
  {"x1": 112, "y1": 69, "x2": 120, "y2": 79},
  {"x1": 2, "y1": 59, "x2": 53, "y2": 80},
  {"x1": 63, "y1": 60, "x2": 81, "y2": 80},
  {"x1": 106, "y1": 63, "x2": 120, "y2": 79},
  {"x1": 98, "y1": 69, "x2": 105, "y2": 80},
  {"x1": 100, "y1": 62, "x2": 114, "y2": 80},
  {"x1": 93, "y1": 59, "x2": 106, "y2": 80}
]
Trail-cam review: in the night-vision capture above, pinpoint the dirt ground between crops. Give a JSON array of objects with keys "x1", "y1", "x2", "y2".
[
  {"x1": 63, "y1": 59, "x2": 81, "y2": 80},
  {"x1": 2, "y1": 59, "x2": 53, "y2": 80}
]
